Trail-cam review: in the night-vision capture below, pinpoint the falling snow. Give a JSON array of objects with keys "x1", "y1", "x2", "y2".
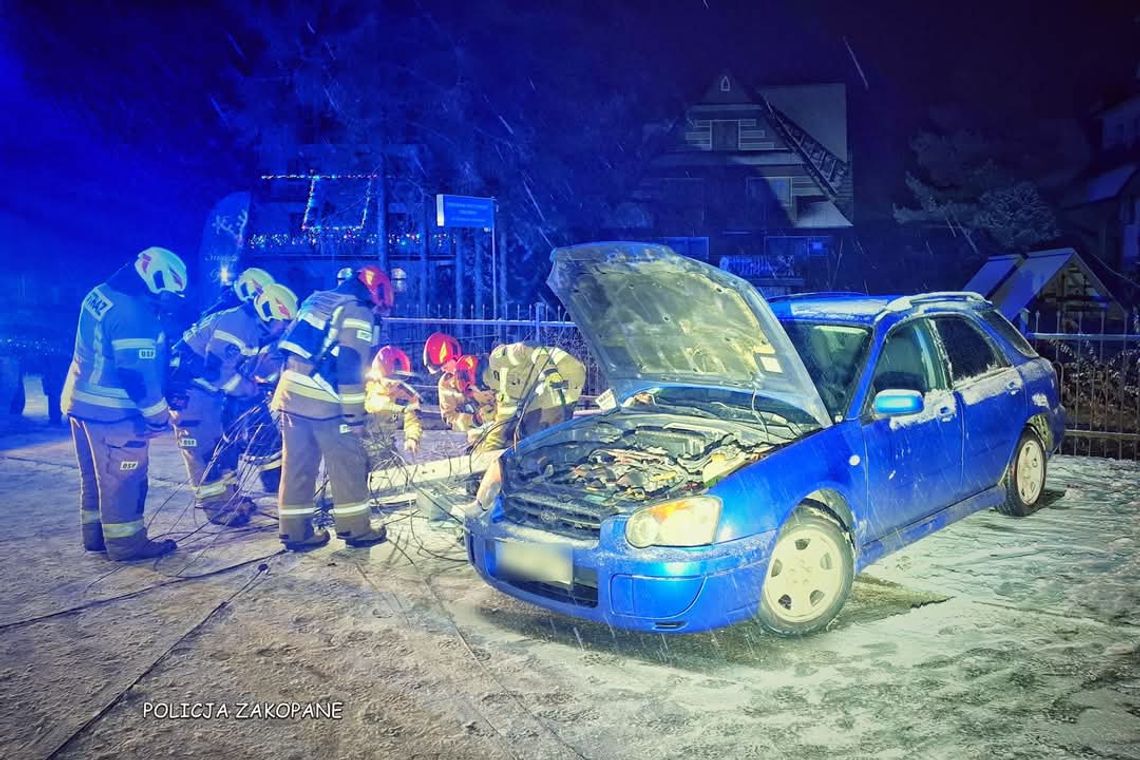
[{"x1": 0, "y1": 382, "x2": 1137, "y2": 758}]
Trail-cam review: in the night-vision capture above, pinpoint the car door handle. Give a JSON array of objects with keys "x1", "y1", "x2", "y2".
[
  {"x1": 938, "y1": 406, "x2": 954, "y2": 422},
  {"x1": 1006, "y1": 380, "x2": 1021, "y2": 395}
]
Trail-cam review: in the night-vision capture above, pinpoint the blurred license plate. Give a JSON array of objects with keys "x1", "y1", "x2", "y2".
[{"x1": 496, "y1": 541, "x2": 572, "y2": 586}]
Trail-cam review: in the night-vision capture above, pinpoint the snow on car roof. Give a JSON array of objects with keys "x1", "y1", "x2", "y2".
[
  {"x1": 769, "y1": 295, "x2": 895, "y2": 325},
  {"x1": 770, "y1": 292, "x2": 992, "y2": 325}
]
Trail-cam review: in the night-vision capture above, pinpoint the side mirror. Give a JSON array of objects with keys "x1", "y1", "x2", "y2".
[{"x1": 873, "y1": 389, "x2": 924, "y2": 417}]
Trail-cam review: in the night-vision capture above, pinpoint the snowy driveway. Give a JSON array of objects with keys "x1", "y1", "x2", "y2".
[{"x1": 0, "y1": 416, "x2": 1137, "y2": 759}]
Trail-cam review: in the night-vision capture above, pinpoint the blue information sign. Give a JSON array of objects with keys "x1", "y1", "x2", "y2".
[{"x1": 435, "y1": 194, "x2": 495, "y2": 229}]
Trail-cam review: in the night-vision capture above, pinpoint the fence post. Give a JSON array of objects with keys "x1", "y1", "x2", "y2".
[{"x1": 1121, "y1": 313, "x2": 1129, "y2": 459}]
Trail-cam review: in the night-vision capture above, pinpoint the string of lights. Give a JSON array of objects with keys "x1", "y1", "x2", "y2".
[
  {"x1": 259, "y1": 173, "x2": 379, "y2": 180},
  {"x1": 248, "y1": 231, "x2": 452, "y2": 249},
  {"x1": 301, "y1": 177, "x2": 373, "y2": 234}
]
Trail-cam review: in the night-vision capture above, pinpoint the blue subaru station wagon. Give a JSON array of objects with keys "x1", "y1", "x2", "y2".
[{"x1": 465, "y1": 242, "x2": 1065, "y2": 636}]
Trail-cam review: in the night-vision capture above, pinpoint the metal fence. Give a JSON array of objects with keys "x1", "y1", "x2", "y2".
[
  {"x1": 1028, "y1": 312, "x2": 1140, "y2": 461},
  {"x1": 379, "y1": 304, "x2": 1140, "y2": 461},
  {"x1": 378, "y1": 303, "x2": 608, "y2": 402}
]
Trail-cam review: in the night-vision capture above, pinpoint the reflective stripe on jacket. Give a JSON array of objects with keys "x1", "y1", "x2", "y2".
[
  {"x1": 271, "y1": 290, "x2": 376, "y2": 420},
  {"x1": 478, "y1": 344, "x2": 585, "y2": 450},
  {"x1": 62, "y1": 283, "x2": 169, "y2": 424},
  {"x1": 438, "y1": 373, "x2": 496, "y2": 432},
  {"x1": 180, "y1": 305, "x2": 261, "y2": 397},
  {"x1": 364, "y1": 374, "x2": 422, "y2": 443}
]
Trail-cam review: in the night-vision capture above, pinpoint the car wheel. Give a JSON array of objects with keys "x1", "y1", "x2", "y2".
[
  {"x1": 757, "y1": 505, "x2": 854, "y2": 636},
  {"x1": 997, "y1": 428, "x2": 1047, "y2": 517}
]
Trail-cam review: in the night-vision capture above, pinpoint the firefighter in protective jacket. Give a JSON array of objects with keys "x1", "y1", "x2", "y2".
[
  {"x1": 272, "y1": 266, "x2": 394, "y2": 550},
  {"x1": 447, "y1": 353, "x2": 497, "y2": 437},
  {"x1": 169, "y1": 283, "x2": 298, "y2": 526},
  {"x1": 473, "y1": 342, "x2": 585, "y2": 452},
  {"x1": 62, "y1": 247, "x2": 186, "y2": 561},
  {"x1": 423, "y1": 333, "x2": 495, "y2": 433},
  {"x1": 363, "y1": 346, "x2": 423, "y2": 466}
]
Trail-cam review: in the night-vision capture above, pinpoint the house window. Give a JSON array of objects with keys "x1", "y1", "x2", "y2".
[{"x1": 712, "y1": 121, "x2": 739, "y2": 151}]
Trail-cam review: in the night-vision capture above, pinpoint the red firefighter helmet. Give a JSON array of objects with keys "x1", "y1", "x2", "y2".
[
  {"x1": 372, "y1": 345, "x2": 412, "y2": 378},
  {"x1": 356, "y1": 266, "x2": 394, "y2": 311},
  {"x1": 453, "y1": 354, "x2": 489, "y2": 394},
  {"x1": 423, "y1": 332, "x2": 461, "y2": 374}
]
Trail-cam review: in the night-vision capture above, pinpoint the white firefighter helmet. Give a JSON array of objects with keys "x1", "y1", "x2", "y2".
[
  {"x1": 253, "y1": 283, "x2": 299, "y2": 322},
  {"x1": 336, "y1": 266, "x2": 354, "y2": 284},
  {"x1": 134, "y1": 247, "x2": 188, "y2": 295},
  {"x1": 233, "y1": 267, "x2": 275, "y2": 302}
]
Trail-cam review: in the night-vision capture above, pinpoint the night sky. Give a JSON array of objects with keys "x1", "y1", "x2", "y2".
[{"x1": 2, "y1": 0, "x2": 1137, "y2": 275}]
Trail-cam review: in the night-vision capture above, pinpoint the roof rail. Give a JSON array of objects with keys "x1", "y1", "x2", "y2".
[
  {"x1": 883, "y1": 291, "x2": 988, "y2": 313},
  {"x1": 767, "y1": 291, "x2": 869, "y2": 302}
]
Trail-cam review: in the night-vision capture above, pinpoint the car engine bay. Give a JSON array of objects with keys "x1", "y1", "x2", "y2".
[{"x1": 509, "y1": 410, "x2": 805, "y2": 506}]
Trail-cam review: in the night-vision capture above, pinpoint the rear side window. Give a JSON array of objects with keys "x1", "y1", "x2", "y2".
[
  {"x1": 980, "y1": 309, "x2": 1038, "y2": 358},
  {"x1": 932, "y1": 316, "x2": 1009, "y2": 384}
]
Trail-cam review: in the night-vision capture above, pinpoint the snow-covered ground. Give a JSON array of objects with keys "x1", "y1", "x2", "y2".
[{"x1": 1, "y1": 380, "x2": 1138, "y2": 759}]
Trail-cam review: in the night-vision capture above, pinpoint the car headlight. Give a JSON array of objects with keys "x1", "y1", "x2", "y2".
[
  {"x1": 625, "y1": 495, "x2": 722, "y2": 548},
  {"x1": 474, "y1": 457, "x2": 503, "y2": 512}
]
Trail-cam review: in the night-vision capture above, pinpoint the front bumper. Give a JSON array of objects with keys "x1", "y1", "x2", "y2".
[{"x1": 465, "y1": 505, "x2": 778, "y2": 634}]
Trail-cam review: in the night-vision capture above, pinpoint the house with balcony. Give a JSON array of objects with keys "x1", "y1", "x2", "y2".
[
  {"x1": 1061, "y1": 82, "x2": 1140, "y2": 282},
  {"x1": 610, "y1": 73, "x2": 854, "y2": 295}
]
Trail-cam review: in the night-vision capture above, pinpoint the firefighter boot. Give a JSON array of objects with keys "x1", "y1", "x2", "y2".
[
  {"x1": 344, "y1": 524, "x2": 387, "y2": 548},
  {"x1": 330, "y1": 501, "x2": 386, "y2": 547},
  {"x1": 108, "y1": 537, "x2": 178, "y2": 562},
  {"x1": 283, "y1": 527, "x2": 331, "y2": 552}
]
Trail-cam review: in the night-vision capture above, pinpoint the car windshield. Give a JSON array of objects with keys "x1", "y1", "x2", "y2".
[{"x1": 779, "y1": 321, "x2": 872, "y2": 418}]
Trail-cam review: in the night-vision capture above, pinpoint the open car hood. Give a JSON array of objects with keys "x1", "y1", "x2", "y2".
[{"x1": 547, "y1": 242, "x2": 832, "y2": 429}]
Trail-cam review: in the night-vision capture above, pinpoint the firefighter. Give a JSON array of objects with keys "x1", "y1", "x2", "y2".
[
  {"x1": 424, "y1": 332, "x2": 473, "y2": 433},
  {"x1": 62, "y1": 247, "x2": 186, "y2": 561},
  {"x1": 474, "y1": 342, "x2": 586, "y2": 452},
  {"x1": 363, "y1": 346, "x2": 423, "y2": 466},
  {"x1": 169, "y1": 283, "x2": 298, "y2": 526},
  {"x1": 272, "y1": 266, "x2": 394, "y2": 550},
  {"x1": 449, "y1": 353, "x2": 497, "y2": 439},
  {"x1": 200, "y1": 267, "x2": 275, "y2": 319},
  {"x1": 236, "y1": 330, "x2": 291, "y2": 494}
]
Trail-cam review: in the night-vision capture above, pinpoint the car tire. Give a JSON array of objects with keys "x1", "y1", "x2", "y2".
[
  {"x1": 997, "y1": 428, "x2": 1047, "y2": 517},
  {"x1": 757, "y1": 505, "x2": 854, "y2": 637}
]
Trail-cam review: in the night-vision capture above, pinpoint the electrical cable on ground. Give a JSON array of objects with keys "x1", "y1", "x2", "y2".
[
  {"x1": 0, "y1": 549, "x2": 283, "y2": 633},
  {"x1": 43, "y1": 560, "x2": 274, "y2": 760},
  {"x1": 369, "y1": 534, "x2": 587, "y2": 760}
]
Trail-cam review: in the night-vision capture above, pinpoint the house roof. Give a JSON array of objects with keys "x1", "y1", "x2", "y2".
[
  {"x1": 758, "y1": 84, "x2": 848, "y2": 162},
  {"x1": 983, "y1": 248, "x2": 1122, "y2": 318},
  {"x1": 795, "y1": 200, "x2": 853, "y2": 228},
  {"x1": 1061, "y1": 164, "x2": 1138, "y2": 207},
  {"x1": 701, "y1": 71, "x2": 755, "y2": 105},
  {"x1": 963, "y1": 254, "x2": 1021, "y2": 297}
]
